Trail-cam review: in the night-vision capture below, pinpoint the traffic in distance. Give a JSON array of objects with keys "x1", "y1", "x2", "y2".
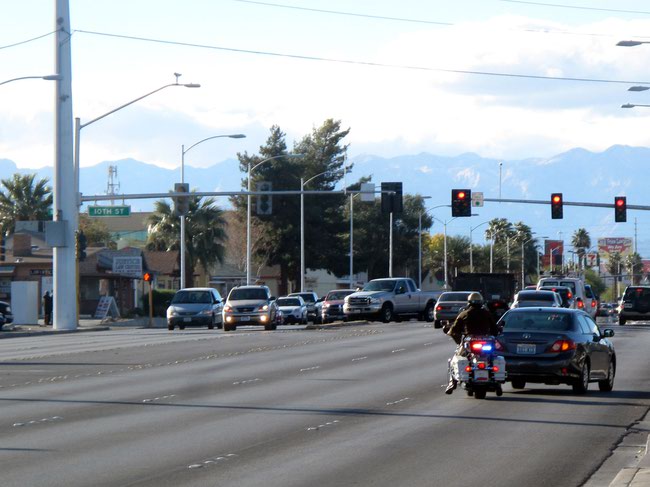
[{"x1": 160, "y1": 270, "x2": 631, "y2": 398}]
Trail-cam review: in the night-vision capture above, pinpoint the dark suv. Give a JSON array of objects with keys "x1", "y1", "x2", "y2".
[{"x1": 618, "y1": 286, "x2": 650, "y2": 325}]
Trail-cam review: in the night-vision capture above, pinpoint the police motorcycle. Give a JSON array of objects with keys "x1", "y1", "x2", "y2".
[{"x1": 449, "y1": 335, "x2": 506, "y2": 399}]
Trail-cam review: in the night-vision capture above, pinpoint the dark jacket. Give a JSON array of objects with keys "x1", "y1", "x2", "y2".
[{"x1": 447, "y1": 304, "x2": 499, "y2": 344}]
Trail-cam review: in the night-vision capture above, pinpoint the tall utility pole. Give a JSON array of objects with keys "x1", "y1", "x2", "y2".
[{"x1": 54, "y1": 0, "x2": 77, "y2": 330}]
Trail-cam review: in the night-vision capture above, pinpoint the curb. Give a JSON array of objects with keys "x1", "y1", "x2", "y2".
[{"x1": 0, "y1": 326, "x2": 111, "y2": 338}]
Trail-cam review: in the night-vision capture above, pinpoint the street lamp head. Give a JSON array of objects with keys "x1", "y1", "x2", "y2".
[
  {"x1": 617, "y1": 40, "x2": 644, "y2": 47},
  {"x1": 227, "y1": 134, "x2": 246, "y2": 139},
  {"x1": 43, "y1": 74, "x2": 62, "y2": 81},
  {"x1": 183, "y1": 83, "x2": 201, "y2": 88},
  {"x1": 628, "y1": 86, "x2": 650, "y2": 92},
  {"x1": 622, "y1": 103, "x2": 635, "y2": 108}
]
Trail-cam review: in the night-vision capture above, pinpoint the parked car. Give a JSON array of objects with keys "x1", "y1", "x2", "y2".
[
  {"x1": 288, "y1": 291, "x2": 320, "y2": 323},
  {"x1": 222, "y1": 285, "x2": 278, "y2": 331},
  {"x1": 344, "y1": 278, "x2": 440, "y2": 323},
  {"x1": 321, "y1": 289, "x2": 356, "y2": 323},
  {"x1": 538, "y1": 286, "x2": 575, "y2": 308},
  {"x1": 618, "y1": 286, "x2": 650, "y2": 325},
  {"x1": 166, "y1": 287, "x2": 224, "y2": 331},
  {"x1": 275, "y1": 296, "x2": 308, "y2": 324},
  {"x1": 496, "y1": 307, "x2": 616, "y2": 393},
  {"x1": 0, "y1": 300, "x2": 13, "y2": 325},
  {"x1": 433, "y1": 291, "x2": 473, "y2": 328},
  {"x1": 511, "y1": 290, "x2": 562, "y2": 309}
]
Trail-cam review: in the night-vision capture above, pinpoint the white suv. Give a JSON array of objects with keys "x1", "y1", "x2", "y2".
[{"x1": 537, "y1": 277, "x2": 596, "y2": 318}]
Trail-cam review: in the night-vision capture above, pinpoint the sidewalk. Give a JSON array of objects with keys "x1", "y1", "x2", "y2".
[{"x1": 0, "y1": 316, "x2": 167, "y2": 337}]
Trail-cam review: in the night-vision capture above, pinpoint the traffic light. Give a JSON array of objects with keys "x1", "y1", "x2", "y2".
[
  {"x1": 174, "y1": 183, "x2": 190, "y2": 217},
  {"x1": 143, "y1": 271, "x2": 153, "y2": 282},
  {"x1": 614, "y1": 196, "x2": 627, "y2": 222},
  {"x1": 551, "y1": 193, "x2": 563, "y2": 219},
  {"x1": 257, "y1": 181, "x2": 272, "y2": 215},
  {"x1": 451, "y1": 189, "x2": 471, "y2": 217},
  {"x1": 0, "y1": 236, "x2": 5, "y2": 262},
  {"x1": 75, "y1": 230, "x2": 87, "y2": 262},
  {"x1": 381, "y1": 182, "x2": 403, "y2": 214}
]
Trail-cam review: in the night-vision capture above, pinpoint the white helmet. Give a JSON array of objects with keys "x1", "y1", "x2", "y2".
[{"x1": 468, "y1": 292, "x2": 483, "y2": 305}]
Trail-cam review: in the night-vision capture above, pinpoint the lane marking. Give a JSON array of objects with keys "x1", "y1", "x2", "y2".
[
  {"x1": 351, "y1": 356, "x2": 367, "y2": 362},
  {"x1": 300, "y1": 366, "x2": 321, "y2": 372},
  {"x1": 386, "y1": 397, "x2": 410, "y2": 406}
]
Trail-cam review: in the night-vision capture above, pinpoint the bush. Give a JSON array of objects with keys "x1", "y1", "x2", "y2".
[{"x1": 141, "y1": 289, "x2": 176, "y2": 317}]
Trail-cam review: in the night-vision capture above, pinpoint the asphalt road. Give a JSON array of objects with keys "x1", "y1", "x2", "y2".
[{"x1": 0, "y1": 318, "x2": 648, "y2": 487}]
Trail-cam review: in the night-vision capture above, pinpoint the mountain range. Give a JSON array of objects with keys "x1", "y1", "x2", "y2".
[{"x1": 1, "y1": 144, "x2": 648, "y2": 256}]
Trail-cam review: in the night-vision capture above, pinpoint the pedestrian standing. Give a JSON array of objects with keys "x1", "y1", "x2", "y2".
[{"x1": 43, "y1": 291, "x2": 53, "y2": 326}]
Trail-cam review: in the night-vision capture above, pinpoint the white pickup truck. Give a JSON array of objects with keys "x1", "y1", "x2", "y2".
[{"x1": 343, "y1": 277, "x2": 441, "y2": 323}]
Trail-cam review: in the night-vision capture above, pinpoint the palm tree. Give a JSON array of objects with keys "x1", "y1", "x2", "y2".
[
  {"x1": 0, "y1": 174, "x2": 52, "y2": 235},
  {"x1": 571, "y1": 228, "x2": 591, "y2": 269},
  {"x1": 147, "y1": 194, "x2": 227, "y2": 287},
  {"x1": 485, "y1": 218, "x2": 514, "y2": 271},
  {"x1": 625, "y1": 252, "x2": 643, "y2": 285}
]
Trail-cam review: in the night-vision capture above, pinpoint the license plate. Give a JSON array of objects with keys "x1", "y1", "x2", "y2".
[
  {"x1": 474, "y1": 370, "x2": 489, "y2": 381},
  {"x1": 183, "y1": 317, "x2": 192, "y2": 322},
  {"x1": 517, "y1": 343, "x2": 536, "y2": 354},
  {"x1": 624, "y1": 303, "x2": 633, "y2": 309},
  {"x1": 240, "y1": 316, "x2": 250, "y2": 322}
]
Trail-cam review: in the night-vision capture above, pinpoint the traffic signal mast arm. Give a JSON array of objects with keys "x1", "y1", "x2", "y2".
[{"x1": 482, "y1": 197, "x2": 648, "y2": 210}]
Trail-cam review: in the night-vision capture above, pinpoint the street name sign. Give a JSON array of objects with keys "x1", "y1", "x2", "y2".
[{"x1": 89, "y1": 205, "x2": 131, "y2": 217}]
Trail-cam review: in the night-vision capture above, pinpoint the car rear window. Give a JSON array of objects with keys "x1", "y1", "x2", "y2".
[
  {"x1": 517, "y1": 292, "x2": 555, "y2": 302},
  {"x1": 229, "y1": 288, "x2": 269, "y2": 301},
  {"x1": 290, "y1": 293, "x2": 316, "y2": 303},
  {"x1": 277, "y1": 298, "x2": 301, "y2": 306},
  {"x1": 439, "y1": 293, "x2": 470, "y2": 302},
  {"x1": 171, "y1": 290, "x2": 212, "y2": 304},
  {"x1": 501, "y1": 311, "x2": 574, "y2": 332},
  {"x1": 623, "y1": 287, "x2": 650, "y2": 302}
]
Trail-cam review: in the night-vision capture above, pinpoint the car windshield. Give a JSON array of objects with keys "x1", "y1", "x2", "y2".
[
  {"x1": 171, "y1": 290, "x2": 212, "y2": 304},
  {"x1": 290, "y1": 293, "x2": 315, "y2": 303},
  {"x1": 517, "y1": 292, "x2": 555, "y2": 302},
  {"x1": 363, "y1": 281, "x2": 396, "y2": 292},
  {"x1": 500, "y1": 311, "x2": 573, "y2": 332},
  {"x1": 326, "y1": 291, "x2": 354, "y2": 301},
  {"x1": 439, "y1": 293, "x2": 470, "y2": 302},
  {"x1": 277, "y1": 298, "x2": 301, "y2": 307},
  {"x1": 229, "y1": 288, "x2": 268, "y2": 301}
]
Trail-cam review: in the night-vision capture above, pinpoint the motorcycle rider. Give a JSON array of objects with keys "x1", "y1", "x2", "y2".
[{"x1": 445, "y1": 292, "x2": 500, "y2": 394}]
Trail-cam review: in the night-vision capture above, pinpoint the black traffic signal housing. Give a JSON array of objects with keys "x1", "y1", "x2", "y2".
[
  {"x1": 75, "y1": 230, "x2": 87, "y2": 262},
  {"x1": 174, "y1": 183, "x2": 190, "y2": 217},
  {"x1": 551, "y1": 193, "x2": 563, "y2": 219},
  {"x1": 451, "y1": 189, "x2": 471, "y2": 217},
  {"x1": 381, "y1": 182, "x2": 403, "y2": 214},
  {"x1": 0, "y1": 235, "x2": 5, "y2": 262},
  {"x1": 615, "y1": 196, "x2": 627, "y2": 222},
  {"x1": 257, "y1": 181, "x2": 272, "y2": 215}
]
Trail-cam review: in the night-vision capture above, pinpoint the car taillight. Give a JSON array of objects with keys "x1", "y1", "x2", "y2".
[
  {"x1": 436, "y1": 305, "x2": 442, "y2": 311},
  {"x1": 477, "y1": 362, "x2": 486, "y2": 369},
  {"x1": 577, "y1": 300, "x2": 584, "y2": 309},
  {"x1": 567, "y1": 292, "x2": 572, "y2": 299},
  {"x1": 591, "y1": 300, "x2": 597, "y2": 308},
  {"x1": 548, "y1": 340, "x2": 576, "y2": 353}
]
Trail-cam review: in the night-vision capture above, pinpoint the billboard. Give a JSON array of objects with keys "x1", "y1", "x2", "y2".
[
  {"x1": 542, "y1": 240, "x2": 564, "y2": 269},
  {"x1": 597, "y1": 238, "x2": 633, "y2": 260}
]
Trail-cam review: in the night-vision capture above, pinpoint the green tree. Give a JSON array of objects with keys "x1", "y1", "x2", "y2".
[
  {"x1": 146, "y1": 194, "x2": 227, "y2": 287},
  {"x1": 79, "y1": 214, "x2": 114, "y2": 248},
  {"x1": 571, "y1": 228, "x2": 591, "y2": 269},
  {"x1": 0, "y1": 173, "x2": 52, "y2": 235},
  {"x1": 625, "y1": 252, "x2": 643, "y2": 285},
  {"x1": 234, "y1": 121, "x2": 350, "y2": 293}
]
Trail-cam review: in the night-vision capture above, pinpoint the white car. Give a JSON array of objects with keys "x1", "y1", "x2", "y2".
[
  {"x1": 511, "y1": 290, "x2": 562, "y2": 308},
  {"x1": 537, "y1": 277, "x2": 596, "y2": 318},
  {"x1": 275, "y1": 296, "x2": 308, "y2": 324}
]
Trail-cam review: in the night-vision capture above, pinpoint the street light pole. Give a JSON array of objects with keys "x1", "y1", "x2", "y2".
[
  {"x1": 180, "y1": 134, "x2": 245, "y2": 289},
  {"x1": 0, "y1": 74, "x2": 61, "y2": 86},
  {"x1": 246, "y1": 154, "x2": 303, "y2": 285}
]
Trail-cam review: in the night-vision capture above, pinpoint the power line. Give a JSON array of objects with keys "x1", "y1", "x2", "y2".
[
  {"x1": 0, "y1": 31, "x2": 56, "y2": 51},
  {"x1": 231, "y1": 0, "x2": 650, "y2": 40},
  {"x1": 74, "y1": 29, "x2": 650, "y2": 86},
  {"x1": 498, "y1": 0, "x2": 650, "y2": 15}
]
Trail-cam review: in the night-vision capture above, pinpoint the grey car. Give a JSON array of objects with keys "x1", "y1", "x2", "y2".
[
  {"x1": 433, "y1": 291, "x2": 473, "y2": 328},
  {"x1": 166, "y1": 287, "x2": 224, "y2": 331}
]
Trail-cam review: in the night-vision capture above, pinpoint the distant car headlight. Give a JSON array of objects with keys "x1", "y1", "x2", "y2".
[
  {"x1": 322, "y1": 303, "x2": 330, "y2": 309},
  {"x1": 223, "y1": 305, "x2": 233, "y2": 313},
  {"x1": 5, "y1": 307, "x2": 10, "y2": 313},
  {"x1": 257, "y1": 304, "x2": 269, "y2": 311},
  {"x1": 168, "y1": 308, "x2": 179, "y2": 317}
]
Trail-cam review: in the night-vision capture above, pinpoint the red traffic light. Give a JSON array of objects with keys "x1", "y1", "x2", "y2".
[
  {"x1": 614, "y1": 196, "x2": 627, "y2": 222},
  {"x1": 457, "y1": 191, "x2": 466, "y2": 199},
  {"x1": 616, "y1": 198, "x2": 625, "y2": 207},
  {"x1": 143, "y1": 272, "x2": 153, "y2": 282},
  {"x1": 552, "y1": 194, "x2": 562, "y2": 204},
  {"x1": 551, "y1": 193, "x2": 563, "y2": 219}
]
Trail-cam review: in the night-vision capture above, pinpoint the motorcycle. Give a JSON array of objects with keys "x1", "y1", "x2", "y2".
[{"x1": 449, "y1": 335, "x2": 506, "y2": 399}]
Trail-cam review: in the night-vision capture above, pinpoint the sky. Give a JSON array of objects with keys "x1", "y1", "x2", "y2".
[
  {"x1": 4, "y1": 1, "x2": 650, "y2": 260},
  {"x1": 4, "y1": 0, "x2": 650, "y2": 170}
]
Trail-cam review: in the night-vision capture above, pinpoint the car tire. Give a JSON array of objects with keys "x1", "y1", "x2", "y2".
[
  {"x1": 511, "y1": 379, "x2": 526, "y2": 390},
  {"x1": 572, "y1": 361, "x2": 590, "y2": 394},
  {"x1": 619, "y1": 317, "x2": 626, "y2": 325},
  {"x1": 424, "y1": 303, "x2": 435, "y2": 322},
  {"x1": 599, "y1": 360, "x2": 615, "y2": 392},
  {"x1": 179, "y1": 324, "x2": 185, "y2": 330},
  {"x1": 264, "y1": 324, "x2": 273, "y2": 331},
  {"x1": 380, "y1": 304, "x2": 393, "y2": 323},
  {"x1": 208, "y1": 315, "x2": 215, "y2": 330},
  {"x1": 168, "y1": 324, "x2": 174, "y2": 331},
  {"x1": 434, "y1": 319, "x2": 442, "y2": 329},
  {"x1": 224, "y1": 323, "x2": 235, "y2": 332}
]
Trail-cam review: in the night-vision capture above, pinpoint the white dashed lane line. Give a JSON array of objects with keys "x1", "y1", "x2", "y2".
[
  {"x1": 13, "y1": 416, "x2": 63, "y2": 427},
  {"x1": 351, "y1": 356, "x2": 367, "y2": 362},
  {"x1": 299, "y1": 366, "x2": 321, "y2": 372}
]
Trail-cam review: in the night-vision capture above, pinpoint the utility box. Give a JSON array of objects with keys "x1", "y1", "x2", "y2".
[{"x1": 11, "y1": 281, "x2": 39, "y2": 325}]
